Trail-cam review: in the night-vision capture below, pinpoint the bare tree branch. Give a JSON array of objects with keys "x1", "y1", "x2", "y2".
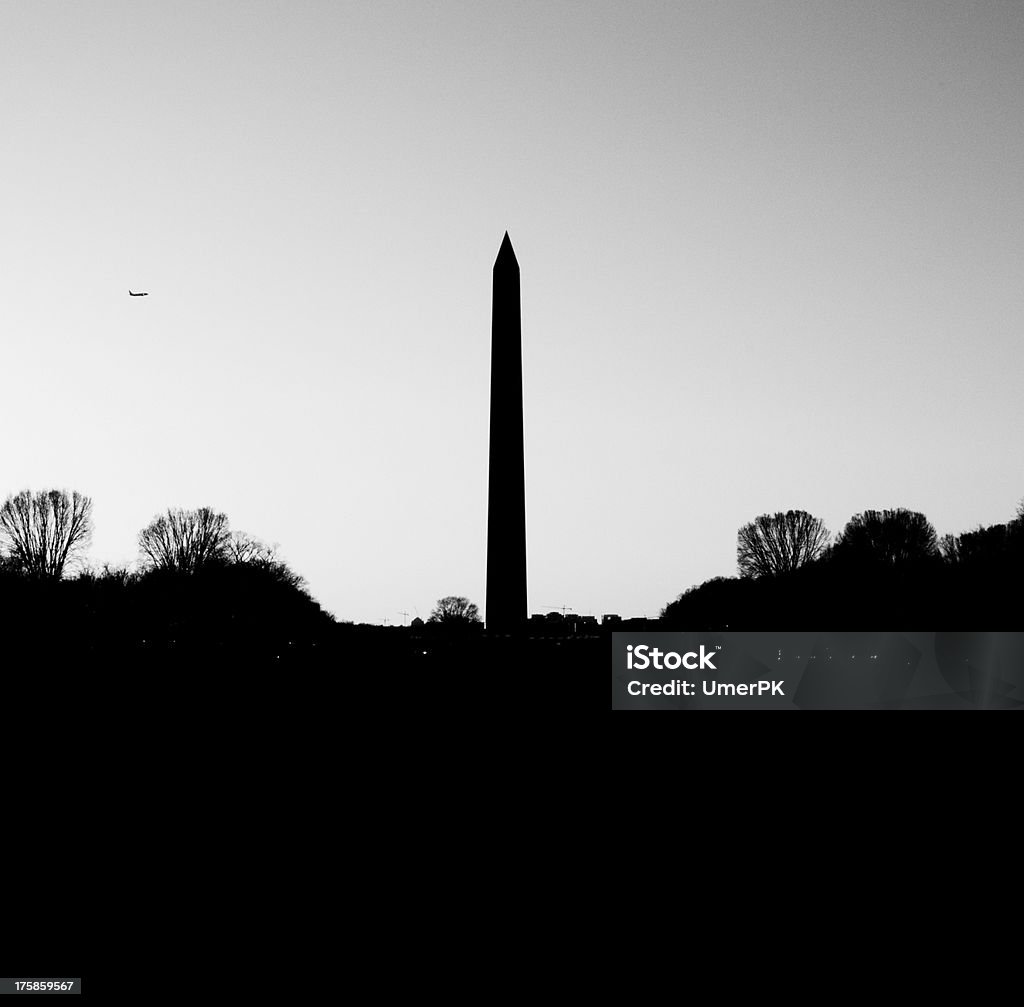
[
  {"x1": 737, "y1": 510, "x2": 830, "y2": 578},
  {"x1": 138, "y1": 507, "x2": 231, "y2": 573},
  {"x1": 0, "y1": 489, "x2": 93, "y2": 579}
]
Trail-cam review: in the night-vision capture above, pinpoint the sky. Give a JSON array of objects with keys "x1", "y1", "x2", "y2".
[{"x1": 1, "y1": 1, "x2": 1022, "y2": 624}]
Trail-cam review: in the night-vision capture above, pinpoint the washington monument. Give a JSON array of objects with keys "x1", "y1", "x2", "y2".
[{"x1": 486, "y1": 232, "x2": 528, "y2": 632}]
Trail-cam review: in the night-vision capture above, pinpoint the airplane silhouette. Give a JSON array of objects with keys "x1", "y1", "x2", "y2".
[{"x1": 128, "y1": 290, "x2": 148, "y2": 296}]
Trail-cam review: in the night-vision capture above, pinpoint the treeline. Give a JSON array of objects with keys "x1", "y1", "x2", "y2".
[
  {"x1": 662, "y1": 503, "x2": 1024, "y2": 629},
  {"x1": 0, "y1": 488, "x2": 333, "y2": 664}
]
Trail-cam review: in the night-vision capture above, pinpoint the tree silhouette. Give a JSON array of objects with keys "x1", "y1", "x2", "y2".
[
  {"x1": 833, "y1": 509, "x2": 938, "y2": 566},
  {"x1": 428, "y1": 596, "x2": 481, "y2": 625},
  {"x1": 138, "y1": 507, "x2": 231, "y2": 574},
  {"x1": 1011, "y1": 497, "x2": 1024, "y2": 547},
  {"x1": 226, "y1": 531, "x2": 275, "y2": 566},
  {"x1": 939, "y1": 533, "x2": 962, "y2": 564},
  {"x1": 941, "y1": 524, "x2": 1009, "y2": 567},
  {"x1": 737, "y1": 510, "x2": 830, "y2": 578},
  {"x1": 0, "y1": 489, "x2": 93, "y2": 579},
  {"x1": 225, "y1": 531, "x2": 305, "y2": 591},
  {"x1": 661, "y1": 576, "x2": 750, "y2": 630}
]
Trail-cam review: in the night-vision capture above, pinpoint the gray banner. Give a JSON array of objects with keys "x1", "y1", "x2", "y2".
[
  {"x1": 0, "y1": 980, "x2": 81, "y2": 995},
  {"x1": 612, "y1": 632, "x2": 1024, "y2": 709}
]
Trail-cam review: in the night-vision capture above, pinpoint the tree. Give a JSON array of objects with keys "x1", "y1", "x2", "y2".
[
  {"x1": 1009, "y1": 497, "x2": 1024, "y2": 539},
  {"x1": 737, "y1": 510, "x2": 830, "y2": 578},
  {"x1": 226, "y1": 531, "x2": 305, "y2": 591},
  {"x1": 833, "y1": 509, "x2": 938, "y2": 565},
  {"x1": 428, "y1": 596, "x2": 481, "y2": 625},
  {"x1": 941, "y1": 524, "x2": 1009, "y2": 566},
  {"x1": 138, "y1": 507, "x2": 231, "y2": 574},
  {"x1": 0, "y1": 489, "x2": 93, "y2": 579},
  {"x1": 939, "y1": 533, "x2": 962, "y2": 565},
  {"x1": 661, "y1": 576, "x2": 748, "y2": 629},
  {"x1": 226, "y1": 531, "x2": 277, "y2": 566}
]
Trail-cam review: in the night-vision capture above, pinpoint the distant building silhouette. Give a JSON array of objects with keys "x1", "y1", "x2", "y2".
[
  {"x1": 486, "y1": 232, "x2": 528, "y2": 632},
  {"x1": 526, "y1": 612, "x2": 600, "y2": 637}
]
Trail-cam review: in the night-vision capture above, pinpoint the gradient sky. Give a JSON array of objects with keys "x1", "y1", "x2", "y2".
[{"x1": 2, "y1": 1, "x2": 1022, "y2": 623}]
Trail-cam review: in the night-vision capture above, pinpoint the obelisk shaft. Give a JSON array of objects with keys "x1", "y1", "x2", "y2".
[{"x1": 486, "y1": 232, "x2": 527, "y2": 632}]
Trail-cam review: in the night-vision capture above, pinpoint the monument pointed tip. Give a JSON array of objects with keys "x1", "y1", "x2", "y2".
[{"x1": 495, "y1": 230, "x2": 518, "y2": 269}]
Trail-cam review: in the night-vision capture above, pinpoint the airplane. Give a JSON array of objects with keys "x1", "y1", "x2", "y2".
[{"x1": 128, "y1": 290, "x2": 149, "y2": 296}]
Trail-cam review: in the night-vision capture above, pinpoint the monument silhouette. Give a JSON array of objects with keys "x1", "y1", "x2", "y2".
[{"x1": 486, "y1": 232, "x2": 528, "y2": 632}]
